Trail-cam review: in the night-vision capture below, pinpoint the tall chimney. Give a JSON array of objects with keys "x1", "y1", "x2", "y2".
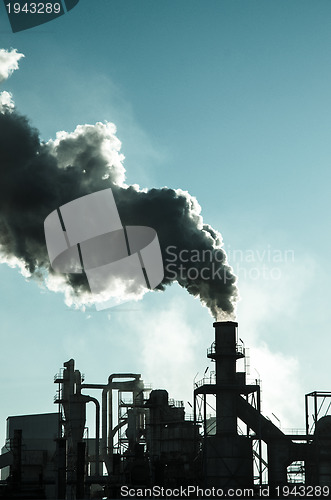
[
  {"x1": 209, "y1": 321, "x2": 240, "y2": 435},
  {"x1": 202, "y1": 321, "x2": 254, "y2": 488}
]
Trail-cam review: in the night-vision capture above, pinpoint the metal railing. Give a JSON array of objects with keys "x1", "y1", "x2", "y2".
[
  {"x1": 207, "y1": 341, "x2": 245, "y2": 357},
  {"x1": 169, "y1": 399, "x2": 184, "y2": 408},
  {"x1": 54, "y1": 389, "x2": 63, "y2": 402},
  {"x1": 194, "y1": 373, "x2": 216, "y2": 388},
  {"x1": 54, "y1": 368, "x2": 64, "y2": 382},
  {"x1": 54, "y1": 369, "x2": 85, "y2": 382},
  {"x1": 283, "y1": 428, "x2": 306, "y2": 435}
]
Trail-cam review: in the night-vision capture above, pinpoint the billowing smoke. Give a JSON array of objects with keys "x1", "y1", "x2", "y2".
[
  {"x1": 0, "y1": 48, "x2": 24, "y2": 83},
  {"x1": 0, "y1": 49, "x2": 23, "y2": 113},
  {"x1": 0, "y1": 49, "x2": 237, "y2": 319}
]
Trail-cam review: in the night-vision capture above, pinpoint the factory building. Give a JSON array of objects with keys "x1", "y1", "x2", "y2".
[{"x1": 0, "y1": 321, "x2": 330, "y2": 498}]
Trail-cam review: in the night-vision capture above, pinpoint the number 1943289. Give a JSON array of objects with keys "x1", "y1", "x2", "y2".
[{"x1": 6, "y1": 2, "x2": 62, "y2": 14}]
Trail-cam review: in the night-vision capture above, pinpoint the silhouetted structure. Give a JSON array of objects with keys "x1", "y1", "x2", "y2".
[{"x1": 1, "y1": 321, "x2": 331, "y2": 498}]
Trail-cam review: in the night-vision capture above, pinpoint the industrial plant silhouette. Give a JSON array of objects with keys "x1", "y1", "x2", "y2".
[{"x1": 0, "y1": 322, "x2": 329, "y2": 499}]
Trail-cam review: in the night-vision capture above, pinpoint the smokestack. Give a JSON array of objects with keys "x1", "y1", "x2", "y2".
[
  {"x1": 202, "y1": 322, "x2": 254, "y2": 488},
  {"x1": 209, "y1": 321, "x2": 240, "y2": 435}
]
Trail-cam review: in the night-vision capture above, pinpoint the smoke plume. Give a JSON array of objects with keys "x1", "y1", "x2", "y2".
[
  {"x1": 0, "y1": 50, "x2": 237, "y2": 319},
  {"x1": 0, "y1": 49, "x2": 24, "y2": 83}
]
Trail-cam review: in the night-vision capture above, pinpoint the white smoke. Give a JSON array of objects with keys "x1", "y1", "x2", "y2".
[
  {"x1": 0, "y1": 48, "x2": 24, "y2": 83},
  {"x1": 47, "y1": 122, "x2": 127, "y2": 187},
  {"x1": 0, "y1": 49, "x2": 23, "y2": 114}
]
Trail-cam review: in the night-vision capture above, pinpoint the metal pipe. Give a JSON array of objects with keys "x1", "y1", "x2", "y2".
[
  {"x1": 101, "y1": 374, "x2": 142, "y2": 476},
  {"x1": 213, "y1": 321, "x2": 238, "y2": 435},
  {"x1": 108, "y1": 387, "x2": 112, "y2": 455},
  {"x1": 81, "y1": 384, "x2": 105, "y2": 389},
  {"x1": 87, "y1": 397, "x2": 100, "y2": 477},
  {"x1": 101, "y1": 387, "x2": 111, "y2": 475}
]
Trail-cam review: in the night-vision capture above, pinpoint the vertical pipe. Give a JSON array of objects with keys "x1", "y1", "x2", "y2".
[
  {"x1": 193, "y1": 394, "x2": 197, "y2": 456},
  {"x1": 56, "y1": 438, "x2": 66, "y2": 500},
  {"x1": 203, "y1": 392, "x2": 207, "y2": 487},
  {"x1": 12, "y1": 429, "x2": 22, "y2": 493},
  {"x1": 305, "y1": 394, "x2": 309, "y2": 435},
  {"x1": 76, "y1": 441, "x2": 86, "y2": 500},
  {"x1": 257, "y1": 386, "x2": 263, "y2": 486},
  {"x1": 203, "y1": 394, "x2": 207, "y2": 438},
  {"x1": 87, "y1": 397, "x2": 100, "y2": 476},
  {"x1": 108, "y1": 387, "x2": 113, "y2": 474},
  {"x1": 213, "y1": 321, "x2": 238, "y2": 435},
  {"x1": 101, "y1": 388, "x2": 111, "y2": 475},
  {"x1": 314, "y1": 393, "x2": 318, "y2": 432}
]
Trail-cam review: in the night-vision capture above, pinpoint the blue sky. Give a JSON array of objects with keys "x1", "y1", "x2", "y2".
[{"x1": 0, "y1": 0, "x2": 331, "y2": 444}]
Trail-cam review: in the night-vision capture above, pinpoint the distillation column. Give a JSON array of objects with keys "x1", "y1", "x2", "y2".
[{"x1": 198, "y1": 321, "x2": 253, "y2": 488}]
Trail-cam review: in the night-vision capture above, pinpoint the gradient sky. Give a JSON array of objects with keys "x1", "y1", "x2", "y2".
[{"x1": 0, "y1": 0, "x2": 331, "y2": 446}]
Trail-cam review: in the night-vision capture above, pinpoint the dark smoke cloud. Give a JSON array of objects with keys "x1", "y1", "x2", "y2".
[
  {"x1": 114, "y1": 188, "x2": 237, "y2": 318},
  {"x1": 0, "y1": 84, "x2": 237, "y2": 319}
]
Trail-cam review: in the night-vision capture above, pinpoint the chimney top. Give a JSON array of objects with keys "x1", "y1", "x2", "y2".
[{"x1": 213, "y1": 321, "x2": 238, "y2": 327}]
